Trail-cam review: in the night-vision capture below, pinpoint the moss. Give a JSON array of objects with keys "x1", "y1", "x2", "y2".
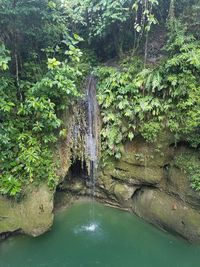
[
  {"x1": 113, "y1": 183, "x2": 136, "y2": 202},
  {"x1": 175, "y1": 152, "x2": 200, "y2": 191},
  {"x1": 122, "y1": 134, "x2": 174, "y2": 168},
  {"x1": 103, "y1": 160, "x2": 163, "y2": 185}
]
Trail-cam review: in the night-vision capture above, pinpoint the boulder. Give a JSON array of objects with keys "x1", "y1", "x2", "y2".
[
  {"x1": 0, "y1": 184, "x2": 54, "y2": 237},
  {"x1": 98, "y1": 173, "x2": 137, "y2": 203},
  {"x1": 113, "y1": 183, "x2": 136, "y2": 203}
]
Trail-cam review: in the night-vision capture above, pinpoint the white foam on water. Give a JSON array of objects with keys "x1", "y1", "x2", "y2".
[
  {"x1": 73, "y1": 222, "x2": 99, "y2": 234},
  {"x1": 84, "y1": 223, "x2": 98, "y2": 232}
]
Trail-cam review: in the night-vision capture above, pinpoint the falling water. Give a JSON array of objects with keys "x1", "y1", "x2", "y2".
[
  {"x1": 73, "y1": 124, "x2": 79, "y2": 154},
  {"x1": 85, "y1": 75, "x2": 98, "y2": 225}
]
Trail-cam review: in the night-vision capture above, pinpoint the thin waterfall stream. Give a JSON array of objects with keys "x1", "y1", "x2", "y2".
[{"x1": 85, "y1": 75, "x2": 99, "y2": 229}]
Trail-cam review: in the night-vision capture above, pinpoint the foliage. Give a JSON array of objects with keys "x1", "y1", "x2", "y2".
[
  {"x1": 0, "y1": 92, "x2": 61, "y2": 197},
  {"x1": 67, "y1": 0, "x2": 132, "y2": 57},
  {"x1": 0, "y1": 1, "x2": 86, "y2": 197},
  {"x1": 140, "y1": 120, "x2": 161, "y2": 142},
  {"x1": 95, "y1": 57, "x2": 165, "y2": 159},
  {"x1": 0, "y1": 45, "x2": 84, "y2": 197},
  {"x1": 161, "y1": 27, "x2": 200, "y2": 146},
  {"x1": 1, "y1": 0, "x2": 200, "y2": 196},
  {"x1": 0, "y1": 43, "x2": 11, "y2": 71},
  {"x1": 175, "y1": 153, "x2": 200, "y2": 191},
  {"x1": 61, "y1": 0, "x2": 166, "y2": 58},
  {"x1": 174, "y1": 0, "x2": 200, "y2": 39},
  {"x1": 0, "y1": 174, "x2": 22, "y2": 197},
  {"x1": 0, "y1": 0, "x2": 69, "y2": 64},
  {"x1": 133, "y1": 23, "x2": 200, "y2": 147},
  {"x1": 96, "y1": 19, "x2": 200, "y2": 162},
  {"x1": 133, "y1": 0, "x2": 159, "y2": 61},
  {"x1": 31, "y1": 61, "x2": 82, "y2": 109}
]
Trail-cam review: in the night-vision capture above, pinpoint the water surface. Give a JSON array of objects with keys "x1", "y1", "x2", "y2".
[{"x1": 1, "y1": 202, "x2": 200, "y2": 267}]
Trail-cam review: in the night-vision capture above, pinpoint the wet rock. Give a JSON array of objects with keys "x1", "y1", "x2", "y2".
[{"x1": 133, "y1": 188, "x2": 200, "y2": 243}]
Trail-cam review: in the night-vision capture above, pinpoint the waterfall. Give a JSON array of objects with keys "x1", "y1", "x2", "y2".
[
  {"x1": 85, "y1": 75, "x2": 98, "y2": 200},
  {"x1": 68, "y1": 74, "x2": 99, "y2": 225}
]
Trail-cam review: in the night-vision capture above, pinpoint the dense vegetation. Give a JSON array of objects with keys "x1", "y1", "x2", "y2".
[{"x1": 1, "y1": 0, "x2": 200, "y2": 197}]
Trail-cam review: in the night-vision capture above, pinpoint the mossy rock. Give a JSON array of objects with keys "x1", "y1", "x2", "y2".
[
  {"x1": 122, "y1": 134, "x2": 174, "y2": 168},
  {"x1": 98, "y1": 173, "x2": 136, "y2": 203},
  {"x1": 98, "y1": 173, "x2": 114, "y2": 192},
  {"x1": 133, "y1": 188, "x2": 200, "y2": 243},
  {"x1": 103, "y1": 161, "x2": 163, "y2": 185},
  {"x1": 113, "y1": 183, "x2": 136, "y2": 203},
  {"x1": 0, "y1": 184, "x2": 54, "y2": 237},
  {"x1": 167, "y1": 167, "x2": 200, "y2": 207}
]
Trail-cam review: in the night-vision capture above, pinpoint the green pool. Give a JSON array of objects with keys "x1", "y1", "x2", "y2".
[{"x1": 1, "y1": 202, "x2": 200, "y2": 267}]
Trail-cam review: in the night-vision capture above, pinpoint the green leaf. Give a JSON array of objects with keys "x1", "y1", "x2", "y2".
[{"x1": 128, "y1": 132, "x2": 134, "y2": 141}]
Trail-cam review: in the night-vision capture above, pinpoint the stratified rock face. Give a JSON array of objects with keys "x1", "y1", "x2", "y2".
[
  {"x1": 98, "y1": 133, "x2": 200, "y2": 243},
  {"x1": 133, "y1": 189, "x2": 200, "y2": 244},
  {"x1": 98, "y1": 135, "x2": 170, "y2": 200},
  {"x1": 167, "y1": 167, "x2": 200, "y2": 208},
  {"x1": 0, "y1": 185, "x2": 54, "y2": 237},
  {"x1": 103, "y1": 162, "x2": 163, "y2": 185}
]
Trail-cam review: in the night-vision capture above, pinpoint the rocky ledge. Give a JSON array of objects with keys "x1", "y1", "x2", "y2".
[{"x1": 0, "y1": 184, "x2": 54, "y2": 239}]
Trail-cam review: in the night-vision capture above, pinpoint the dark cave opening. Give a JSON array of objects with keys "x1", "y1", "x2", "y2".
[
  {"x1": 56, "y1": 159, "x2": 88, "y2": 193},
  {"x1": 69, "y1": 159, "x2": 88, "y2": 179}
]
